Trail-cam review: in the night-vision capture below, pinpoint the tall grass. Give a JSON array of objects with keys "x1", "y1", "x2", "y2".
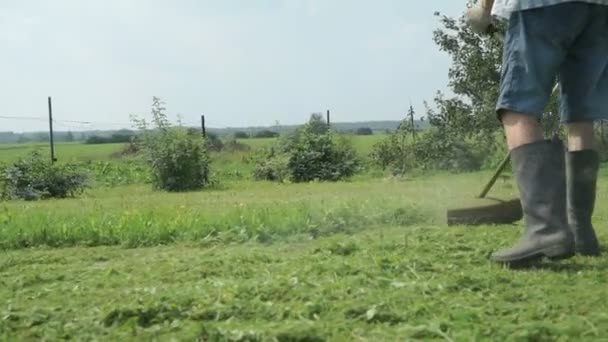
[{"x1": 0, "y1": 180, "x2": 435, "y2": 250}]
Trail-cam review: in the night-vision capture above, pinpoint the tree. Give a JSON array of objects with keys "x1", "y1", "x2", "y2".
[
  {"x1": 234, "y1": 131, "x2": 249, "y2": 139},
  {"x1": 427, "y1": 8, "x2": 504, "y2": 140},
  {"x1": 355, "y1": 127, "x2": 373, "y2": 136},
  {"x1": 66, "y1": 131, "x2": 75, "y2": 142},
  {"x1": 429, "y1": 5, "x2": 561, "y2": 140},
  {"x1": 254, "y1": 130, "x2": 279, "y2": 138}
]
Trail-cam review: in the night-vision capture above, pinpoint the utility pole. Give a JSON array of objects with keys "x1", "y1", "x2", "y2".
[
  {"x1": 48, "y1": 96, "x2": 57, "y2": 163},
  {"x1": 326, "y1": 109, "x2": 331, "y2": 127},
  {"x1": 201, "y1": 115, "x2": 206, "y2": 138},
  {"x1": 408, "y1": 103, "x2": 416, "y2": 141}
]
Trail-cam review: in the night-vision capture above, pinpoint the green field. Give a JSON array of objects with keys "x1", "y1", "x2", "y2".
[
  {"x1": 1, "y1": 138, "x2": 608, "y2": 340},
  {"x1": 0, "y1": 135, "x2": 387, "y2": 165},
  {"x1": 0, "y1": 142, "x2": 127, "y2": 163}
]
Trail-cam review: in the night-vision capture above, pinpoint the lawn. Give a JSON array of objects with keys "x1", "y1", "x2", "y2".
[{"x1": 1, "y1": 138, "x2": 608, "y2": 340}]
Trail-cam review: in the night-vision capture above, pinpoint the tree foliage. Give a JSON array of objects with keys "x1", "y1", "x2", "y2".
[
  {"x1": 234, "y1": 131, "x2": 250, "y2": 139},
  {"x1": 354, "y1": 127, "x2": 373, "y2": 136},
  {"x1": 429, "y1": 6, "x2": 561, "y2": 140},
  {"x1": 253, "y1": 130, "x2": 280, "y2": 139}
]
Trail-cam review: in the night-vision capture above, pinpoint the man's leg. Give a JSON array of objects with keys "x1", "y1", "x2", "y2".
[
  {"x1": 566, "y1": 122, "x2": 601, "y2": 256},
  {"x1": 489, "y1": 5, "x2": 586, "y2": 266},
  {"x1": 567, "y1": 122, "x2": 595, "y2": 151},
  {"x1": 491, "y1": 110, "x2": 574, "y2": 266},
  {"x1": 557, "y1": 3, "x2": 608, "y2": 257},
  {"x1": 502, "y1": 113, "x2": 543, "y2": 151}
]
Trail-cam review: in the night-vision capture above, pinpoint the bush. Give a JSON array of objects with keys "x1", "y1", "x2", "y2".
[
  {"x1": 204, "y1": 132, "x2": 224, "y2": 152},
  {"x1": 132, "y1": 97, "x2": 211, "y2": 192},
  {"x1": 371, "y1": 132, "x2": 415, "y2": 175},
  {"x1": 253, "y1": 146, "x2": 291, "y2": 182},
  {"x1": 253, "y1": 115, "x2": 360, "y2": 182},
  {"x1": 372, "y1": 127, "x2": 483, "y2": 175},
  {"x1": 0, "y1": 151, "x2": 88, "y2": 201},
  {"x1": 287, "y1": 130, "x2": 359, "y2": 182},
  {"x1": 119, "y1": 139, "x2": 140, "y2": 156},
  {"x1": 410, "y1": 129, "x2": 482, "y2": 172},
  {"x1": 355, "y1": 127, "x2": 374, "y2": 135}
]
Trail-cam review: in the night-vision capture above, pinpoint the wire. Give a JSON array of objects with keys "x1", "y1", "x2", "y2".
[
  {"x1": 0, "y1": 115, "x2": 47, "y2": 121},
  {"x1": 0, "y1": 115, "x2": 133, "y2": 127}
]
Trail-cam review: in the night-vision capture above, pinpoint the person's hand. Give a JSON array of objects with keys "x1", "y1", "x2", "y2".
[{"x1": 466, "y1": 3, "x2": 493, "y2": 34}]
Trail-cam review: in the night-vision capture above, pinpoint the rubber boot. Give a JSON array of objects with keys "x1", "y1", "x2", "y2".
[
  {"x1": 491, "y1": 138, "x2": 575, "y2": 267},
  {"x1": 567, "y1": 150, "x2": 601, "y2": 256}
]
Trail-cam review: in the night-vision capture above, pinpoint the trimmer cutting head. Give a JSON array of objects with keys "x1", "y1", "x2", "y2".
[{"x1": 447, "y1": 197, "x2": 522, "y2": 226}]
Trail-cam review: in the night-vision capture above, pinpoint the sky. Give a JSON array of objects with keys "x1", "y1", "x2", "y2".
[{"x1": 0, "y1": 0, "x2": 464, "y2": 132}]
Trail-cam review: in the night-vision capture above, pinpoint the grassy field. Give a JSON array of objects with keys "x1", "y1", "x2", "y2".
[
  {"x1": 0, "y1": 142, "x2": 130, "y2": 163},
  {"x1": 1, "y1": 137, "x2": 608, "y2": 340},
  {"x1": 0, "y1": 134, "x2": 386, "y2": 164}
]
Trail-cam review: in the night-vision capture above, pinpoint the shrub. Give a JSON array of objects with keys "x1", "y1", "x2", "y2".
[
  {"x1": 371, "y1": 126, "x2": 483, "y2": 175},
  {"x1": 409, "y1": 129, "x2": 482, "y2": 172},
  {"x1": 306, "y1": 113, "x2": 329, "y2": 135},
  {"x1": 204, "y1": 132, "x2": 224, "y2": 152},
  {"x1": 0, "y1": 151, "x2": 88, "y2": 201},
  {"x1": 287, "y1": 129, "x2": 359, "y2": 182},
  {"x1": 370, "y1": 132, "x2": 415, "y2": 175},
  {"x1": 132, "y1": 97, "x2": 211, "y2": 192},
  {"x1": 253, "y1": 146, "x2": 291, "y2": 182},
  {"x1": 253, "y1": 115, "x2": 360, "y2": 182},
  {"x1": 119, "y1": 139, "x2": 140, "y2": 156}
]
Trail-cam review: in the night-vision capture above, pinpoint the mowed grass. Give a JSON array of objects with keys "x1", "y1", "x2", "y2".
[
  {"x1": 2, "y1": 137, "x2": 608, "y2": 340},
  {"x1": 3, "y1": 226, "x2": 608, "y2": 341},
  {"x1": 2, "y1": 169, "x2": 608, "y2": 339}
]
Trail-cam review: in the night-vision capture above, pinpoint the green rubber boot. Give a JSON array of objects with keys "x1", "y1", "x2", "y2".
[
  {"x1": 567, "y1": 150, "x2": 602, "y2": 256},
  {"x1": 491, "y1": 139, "x2": 575, "y2": 267}
]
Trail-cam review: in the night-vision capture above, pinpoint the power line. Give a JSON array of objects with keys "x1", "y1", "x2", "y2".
[
  {"x1": 0, "y1": 115, "x2": 47, "y2": 121},
  {"x1": 0, "y1": 115, "x2": 132, "y2": 127},
  {"x1": 1, "y1": 114, "x2": 236, "y2": 129}
]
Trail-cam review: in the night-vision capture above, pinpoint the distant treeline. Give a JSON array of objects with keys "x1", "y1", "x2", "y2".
[
  {"x1": 84, "y1": 133, "x2": 135, "y2": 145},
  {"x1": 0, "y1": 120, "x2": 430, "y2": 144}
]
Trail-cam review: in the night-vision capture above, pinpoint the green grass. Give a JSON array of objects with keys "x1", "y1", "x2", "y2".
[
  {"x1": 2, "y1": 219, "x2": 608, "y2": 340},
  {"x1": 0, "y1": 134, "x2": 386, "y2": 164},
  {"x1": 2, "y1": 137, "x2": 608, "y2": 340},
  {"x1": 1, "y1": 169, "x2": 608, "y2": 339},
  {"x1": 0, "y1": 142, "x2": 126, "y2": 163}
]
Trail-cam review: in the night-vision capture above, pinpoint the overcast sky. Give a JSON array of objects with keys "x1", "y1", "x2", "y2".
[{"x1": 1, "y1": 0, "x2": 463, "y2": 132}]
